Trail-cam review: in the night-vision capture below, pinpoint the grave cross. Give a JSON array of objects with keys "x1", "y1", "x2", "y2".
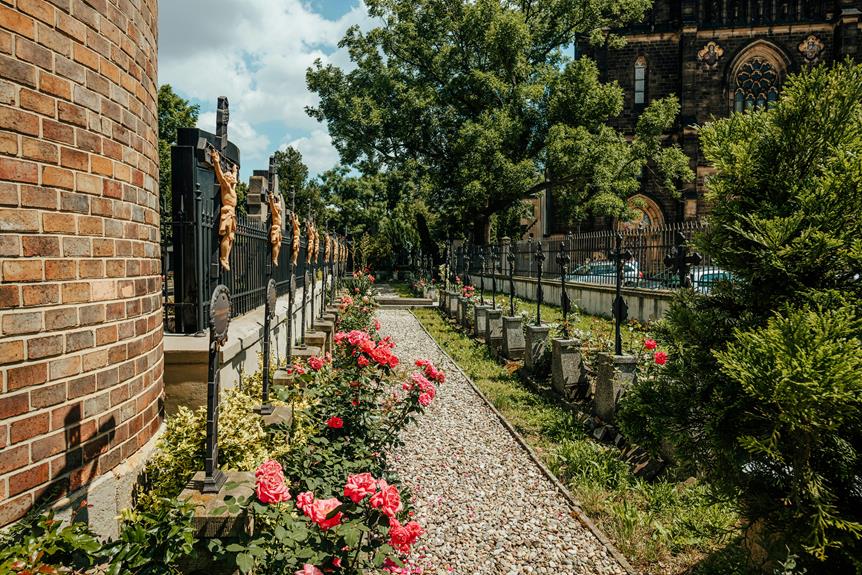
[
  {"x1": 535, "y1": 240, "x2": 545, "y2": 326},
  {"x1": 556, "y1": 240, "x2": 571, "y2": 338},
  {"x1": 286, "y1": 187, "x2": 297, "y2": 362},
  {"x1": 608, "y1": 232, "x2": 633, "y2": 356},
  {"x1": 507, "y1": 241, "x2": 516, "y2": 317},
  {"x1": 216, "y1": 97, "x2": 229, "y2": 153},
  {"x1": 203, "y1": 284, "x2": 231, "y2": 493},
  {"x1": 463, "y1": 247, "x2": 471, "y2": 288},
  {"x1": 664, "y1": 231, "x2": 702, "y2": 289},
  {"x1": 258, "y1": 279, "x2": 277, "y2": 416},
  {"x1": 478, "y1": 247, "x2": 486, "y2": 305},
  {"x1": 490, "y1": 245, "x2": 499, "y2": 310}
]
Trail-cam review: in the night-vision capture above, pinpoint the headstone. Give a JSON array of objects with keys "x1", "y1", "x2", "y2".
[
  {"x1": 484, "y1": 308, "x2": 503, "y2": 347},
  {"x1": 593, "y1": 353, "x2": 638, "y2": 423},
  {"x1": 551, "y1": 338, "x2": 584, "y2": 398},
  {"x1": 502, "y1": 316, "x2": 525, "y2": 360},
  {"x1": 447, "y1": 291, "x2": 460, "y2": 317},
  {"x1": 473, "y1": 305, "x2": 489, "y2": 338},
  {"x1": 524, "y1": 324, "x2": 551, "y2": 372},
  {"x1": 457, "y1": 297, "x2": 469, "y2": 326}
]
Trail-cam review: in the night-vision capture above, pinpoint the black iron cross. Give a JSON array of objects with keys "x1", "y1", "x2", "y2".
[
  {"x1": 463, "y1": 247, "x2": 471, "y2": 288},
  {"x1": 556, "y1": 241, "x2": 571, "y2": 338},
  {"x1": 204, "y1": 284, "x2": 231, "y2": 493},
  {"x1": 286, "y1": 187, "x2": 296, "y2": 363},
  {"x1": 608, "y1": 233, "x2": 633, "y2": 356},
  {"x1": 507, "y1": 243, "x2": 516, "y2": 317},
  {"x1": 216, "y1": 97, "x2": 229, "y2": 154},
  {"x1": 258, "y1": 278, "x2": 277, "y2": 416},
  {"x1": 478, "y1": 247, "x2": 486, "y2": 305},
  {"x1": 535, "y1": 240, "x2": 545, "y2": 326},
  {"x1": 490, "y1": 245, "x2": 498, "y2": 310},
  {"x1": 664, "y1": 231, "x2": 702, "y2": 289}
]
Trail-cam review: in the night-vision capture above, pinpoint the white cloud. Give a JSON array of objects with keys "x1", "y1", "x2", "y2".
[{"x1": 158, "y1": 1, "x2": 376, "y2": 179}]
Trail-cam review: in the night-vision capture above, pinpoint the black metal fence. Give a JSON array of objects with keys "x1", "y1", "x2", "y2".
[{"x1": 456, "y1": 221, "x2": 731, "y2": 293}]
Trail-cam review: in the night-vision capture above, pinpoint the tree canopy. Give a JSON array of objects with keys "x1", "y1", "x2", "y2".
[
  {"x1": 157, "y1": 84, "x2": 199, "y2": 216},
  {"x1": 307, "y1": 0, "x2": 691, "y2": 241}
]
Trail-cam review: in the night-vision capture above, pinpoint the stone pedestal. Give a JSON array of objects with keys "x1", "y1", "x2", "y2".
[
  {"x1": 551, "y1": 339, "x2": 584, "y2": 398},
  {"x1": 484, "y1": 308, "x2": 503, "y2": 347},
  {"x1": 502, "y1": 316, "x2": 525, "y2": 360},
  {"x1": 473, "y1": 305, "x2": 489, "y2": 338},
  {"x1": 179, "y1": 471, "x2": 255, "y2": 538},
  {"x1": 426, "y1": 287, "x2": 438, "y2": 302},
  {"x1": 260, "y1": 405, "x2": 293, "y2": 429},
  {"x1": 290, "y1": 345, "x2": 322, "y2": 363},
  {"x1": 447, "y1": 292, "x2": 460, "y2": 317},
  {"x1": 312, "y1": 320, "x2": 334, "y2": 354},
  {"x1": 456, "y1": 297, "x2": 467, "y2": 325},
  {"x1": 304, "y1": 332, "x2": 327, "y2": 354},
  {"x1": 524, "y1": 324, "x2": 551, "y2": 372},
  {"x1": 593, "y1": 353, "x2": 638, "y2": 423}
]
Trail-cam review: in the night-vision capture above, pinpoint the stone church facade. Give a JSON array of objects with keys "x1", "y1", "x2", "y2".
[{"x1": 535, "y1": 0, "x2": 861, "y2": 236}]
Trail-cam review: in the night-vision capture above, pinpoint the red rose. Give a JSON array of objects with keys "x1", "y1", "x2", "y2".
[
  {"x1": 308, "y1": 356, "x2": 324, "y2": 371},
  {"x1": 654, "y1": 351, "x2": 668, "y2": 365},
  {"x1": 357, "y1": 356, "x2": 370, "y2": 367},
  {"x1": 254, "y1": 459, "x2": 291, "y2": 504},
  {"x1": 644, "y1": 339, "x2": 657, "y2": 350},
  {"x1": 327, "y1": 416, "x2": 344, "y2": 429},
  {"x1": 307, "y1": 497, "x2": 343, "y2": 530},
  {"x1": 344, "y1": 472, "x2": 377, "y2": 504},
  {"x1": 388, "y1": 518, "x2": 424, "y2": 553},
  {"x1": 296, "y1": 491, "x2": 314, "y2": 512},
  {"x1": 369, "y1": 480, "x2": 402, "y2": 518},
  {"x1": 295, "y1": 564, "x2": 323, "y2": 575}
]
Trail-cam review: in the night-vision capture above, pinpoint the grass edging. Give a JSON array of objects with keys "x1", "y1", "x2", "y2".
[{"x1": 409, "y1": 308, "x2": 639, "y2": 575}]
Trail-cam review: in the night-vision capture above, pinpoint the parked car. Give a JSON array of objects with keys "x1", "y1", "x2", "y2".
[
  {"x1": 646, "y1": 266, "x2": 734, "y2": 293},
  {"x1": 566, "y1": 260, "x2": 644, "y2": 286}
]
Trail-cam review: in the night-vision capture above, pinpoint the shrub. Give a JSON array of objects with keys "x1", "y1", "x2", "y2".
[{"x1": 617, "y1": 61, "x2": 862, "y2": 570}]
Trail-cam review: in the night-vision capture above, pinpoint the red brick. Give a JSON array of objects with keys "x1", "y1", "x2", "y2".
[
  {"x1": 2, "y1": 311, "x2": 42, "y2": 335},
  {"x1": 19, "y1": 88, "x2": 54, "y2": 116},
  {"x1": 42, "y1": 212, "x2": 76, "y2": 233},
  {"x1": 42, "y1": 166, "x2": 74, "y2": 190},
  {"x1": 0, "y1": 340, "x2": 25, "y2": 365},
  {"x1": 0, "y1": 131, "x2": 17, "y2": 155},
  {"x1": 90, "y1": 155, "x2": 112, "y2": 176},
  {"x1": 0, "y1": 285, "x2": 19, "y2": 308},
  {"x1": 0, "y1": 392, "x2": 29, "y2": 419},
  {"x1": 56, "y1": 11, "x2": 86, "y2": 43},
  {"x1": 0, "y1": 445, "x2": 29, "y2": 474},
  {"x1": 27, "y1": 334, "x2": 63, "y2": 359},
  {"x1": 0, "y1": 158, "x2": 39, "y2": 184},
  {"x1": 6, "y1": 361, "x2": 48, "y2": 391},
  {"x1": 60, "y1": 146, "x2": 89, "y2": 170},
  {"x1": 62, "y1": 282, "x2": 91, "y2": 303},
  {"x1": 72, "y1": 43, "x2": 99, "y2": 71},
  {"x1": 9, "y1": 463, "x2": 49, "y2": 496},
  {"x1": 77, "y1": 215, "x2": 103, "y2": 235},
  {"x1": 0, "y1": 106, "x2": 40, "y2": 136},
  {"x1": 30, "y1": 381, "x2": 66, "y2": 408},
  {"x1": 15, "y1": 37, "x2": 53, "y2": 71},
  {"x1": 22, "y1": 236, "x2": 60, "y2": 257},
  {"x1": 30, "y1": 431, "x2": 65, "y2": 460},
  {"x1": 0, "y1": 235, "x2": 20, "y2": 256},
  {"x1": 49, "y1": 355, "x2": 80, "y2": 379},
  {"x1": 76, "y1": 129, "x2": 100, "y2": 153},
  {"x1": 19, "y1": 185, "x2": 57, "y2": 209},
  {"x1": 67, "y1": 374, "x2": 95, "y2": 399},
  {"x1": 39, "y1": 72, "x2": 71, "y2": 100},
  {"x1": 22, "y1": 284, "x2": 60, "y2": 306},
  {"x1": 21, "y1": 138, "x2": 58, "y2": 163},
  {"x1": 75, "y1": 173, "x2": 100, "y2": 195},
  {"x1": 0, "y1": 54, "x2": 36, "y2": 87},
  {"x1": 43, "y1": 307, "x2": 77, "y2": 331},
  {"x1": 2, "y1": 259, "x2": 43, "y2": 281},
  {"x1": 10, "y1": 412, "x2": 49, "y2": 443},
  {"x1": 57, "y1": 101, "x2": 87, "y2": 127},
  {"x1": 41, "y1": 119, "x2": 74, "y2": 145},
  {"x1": 0, "y1": 181, "x2": 16, "y2": 205},
  {"x1": 0, "y1": 494, "x2": 33, "y2": 526},
  {"x1": 60, "y1": 191, "x2": 89, "y2": 213},
  {"x1": 78, "y1": 303, "x2": 104, "y2": 326},
  {"x1": 0, "y1": 209, "x2": 39, "y2": 232},
  {"x1": 36, "y1": 23, "x2": 70, "y2": 58},
  {"x1": 0, "y1": 5, "x2": 36, "y2": 40}
]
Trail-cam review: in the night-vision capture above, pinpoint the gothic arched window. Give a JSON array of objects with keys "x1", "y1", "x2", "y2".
[
  {"x1": 733, "y1": 57, "x2": 780, "y2": 112},
  {"x1": 634, "y1": 56, "x2": 647, "y2": 106}
]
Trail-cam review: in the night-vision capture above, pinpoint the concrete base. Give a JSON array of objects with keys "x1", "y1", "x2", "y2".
[
  {"x1": 593, "y1": 353, "x2": 638, "y2": 423},
  {"x1": 457, "y1": 297, "x2": 469, "y2": 326},
  {"x1": 289, "y1": 345, "x2": 322, "y2": 364},
  {"x1": 524, "y1": 324, "x2": 551, "y2": 372},
  {"x1": 447, "y1": 292, "x2": 460, "y2": 317},
  {"x1": 473, "y1": 305, "x2": 489, "y2": 338},
  {"x1": 179, "y1": 471, "x2": 255, "y2": 538},
  {"x1": 551, "y1": 339, "x2": 584, "y2": 398},
  {"x1": 304, "y1": 332, "x2": 327, "y2": 355},
  {"x1": 484, "y1": 308, "x2": 503, "y2": 347},
  {"x1": 312, "y1": 320, "x2": 334, "y2": 354},
  {"x1": 502, "y1": 316, "x2": 525, "y2": 360},
  {"x1": 426, "y1": 287, "x2": 438, "y2": 302}
]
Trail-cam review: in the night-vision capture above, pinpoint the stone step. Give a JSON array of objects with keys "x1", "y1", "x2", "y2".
[{"x1": 377, "y1": 297, "x2": 435, "y2": 307}]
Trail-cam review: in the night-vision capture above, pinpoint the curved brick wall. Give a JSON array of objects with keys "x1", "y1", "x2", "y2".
[{"x1": 0, "y1": 0, "x2": 160, "y2": 526}]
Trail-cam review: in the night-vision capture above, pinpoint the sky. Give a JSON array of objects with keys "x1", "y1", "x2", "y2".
[{"x1": 158, "y1": 1, "x2": 375, "y2": 181}]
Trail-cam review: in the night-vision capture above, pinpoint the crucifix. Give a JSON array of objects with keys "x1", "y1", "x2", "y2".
[
  {"x1": 203, "y1": 284, "x2": 231, "y2": 493},
  {"x1": 478, "y1": 247, "x2": 486, "y2": 305},
  {"x1": 609, "y1": 232, "x2": 633, "y2": 355},
  {"x1": 507, "y1": 242, "x2": 516, "y2": 317},
  {"x1": 556, "y1": 240, "x2": 571, "y2": 338},
  {"x1": 258, "y1": 161, "x2": 278, "y2": 416},
  {"x1": 664, "y1": 231, "x2": 702, "y2": 289},
  {"x1": 320, "y1": 225, "x2": 329, "y2": 319},
  {"x1": 444, "y1": 238, "x2": 451, "y2": 291},
  {"x1": 286, "y1": 187, "x2": 298, "y2": 362},
  {"x1": 463, "y1": 246, "x2": 471, "y2": 288},
  {"x1": 490, "y1": 245, "x2": 499, "y2": 310},
  {"x1": 534, "y1": 239, "x2": 545, "y2": 326},
  {"x1": 301, "y1": 210, "x2": 312, "y2": 346}
]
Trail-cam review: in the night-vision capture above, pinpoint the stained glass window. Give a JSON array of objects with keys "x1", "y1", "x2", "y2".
[{"x1": 733, "y1": 57, "x2": 780, "y2": 112}]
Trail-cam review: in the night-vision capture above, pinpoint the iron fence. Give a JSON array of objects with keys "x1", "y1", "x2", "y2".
[{"x1": 456, "y1": 221, "x2": 731, "y2": 293}]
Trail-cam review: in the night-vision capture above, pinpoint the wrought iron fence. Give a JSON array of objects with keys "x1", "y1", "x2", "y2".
[{"x1": 457, "y1": 221, "x2": 731, "y2": 293}]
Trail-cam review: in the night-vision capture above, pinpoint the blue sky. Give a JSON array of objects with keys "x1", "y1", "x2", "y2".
[{"x1": 158, "y1": 1, "x2": 374, "y2": 181}]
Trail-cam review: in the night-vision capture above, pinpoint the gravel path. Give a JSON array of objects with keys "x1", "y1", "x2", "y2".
[{"x1": 378, "y1": 308, "x2": 628, "y2": 575}]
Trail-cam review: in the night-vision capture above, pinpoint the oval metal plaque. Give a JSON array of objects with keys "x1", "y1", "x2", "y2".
[
  {"x1": 266, "y1": 278, "x2": 277, "y2": 319},
  {"x1": 210, "y1": 284, "x2": 231, "y2": 346}
]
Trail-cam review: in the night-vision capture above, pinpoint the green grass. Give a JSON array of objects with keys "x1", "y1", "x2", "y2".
[{"x1": 412, "y1": 307, "x2": 751, "y2": 575}]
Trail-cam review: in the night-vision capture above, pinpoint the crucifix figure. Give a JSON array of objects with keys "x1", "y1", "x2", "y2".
[
  {"x1": 664, "y1": 231, "x2": 703, "y2": 289},
  {"x1": 556, "y1": 240, "x2": 571, "y2": 338},
  {"x1": 534, "y1": 239, "x2": 545, "y2": 326},
  {"x1": 609, "y1": 233, "x2": 633, "y2": 355},
  {"x1": 211, "y1": 149, "x2": 238, "y2": 271}
]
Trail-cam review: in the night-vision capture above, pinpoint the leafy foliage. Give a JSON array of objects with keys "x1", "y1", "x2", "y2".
[{"x1": 617, "y1": 62, "x2": 862, "y2": 570}]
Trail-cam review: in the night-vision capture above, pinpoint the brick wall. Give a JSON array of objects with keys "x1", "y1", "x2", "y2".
[{"x1": 0, "y1": 0, "x2": 160, "y2": 526}]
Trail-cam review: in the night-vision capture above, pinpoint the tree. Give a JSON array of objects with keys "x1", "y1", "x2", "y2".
[
  {"x1": 270, "y1": 147, "x2": 324, "y2": 221},
  {"x1": 158, "y1": 85, "x2": 199, "y2": 236},
  {"x1": 617, "y1": 62, "x2": 862, "y2": 571},
  {"x1": 307, "y1": 0, "x2": 691, "y2": 241}
]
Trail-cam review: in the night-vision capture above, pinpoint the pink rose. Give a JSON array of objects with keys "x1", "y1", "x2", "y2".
[
  {"x1": 654, "y1": 351, "x2": 668, "y2": 365},
  {"x1": 295, "y1": 564, "x2": 323, "y2": 575},
  {"x1": 308, "y1": 356, "x2": 324, "y2": 371},
  {"x1": 254, "y1": 460, "x2": 291, "y2": 504},
  {"x1": 370, "y1": 480, "x2": 402, "y2": 518},
  {"x1": 344, "y1": 472, "x2": 377, "y2": 504},
  {"x1": 296, "y1": 491, "x2": 314, "y2": 512},
  {"x1": 307, "y1": 497, "x2": 343, "y2": 530},
  {"x1": 374, "y1": 319, "x2": 381, "y2": 331},
  {"x1": 388, "y1": 518, "x2": 424, "y2": 553},
  {"x1": 644, "y1": 339, "x2": 657, "y2": 350},
  {"x1": 332, "y1": 557, "x2": 342, "y2": 568},
  {"x1": 327, "y1": 416, "x2": 344, "y2": 429},
  {"x1": 357, "y1": 355, "x2": 370, "y2": 367}
]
